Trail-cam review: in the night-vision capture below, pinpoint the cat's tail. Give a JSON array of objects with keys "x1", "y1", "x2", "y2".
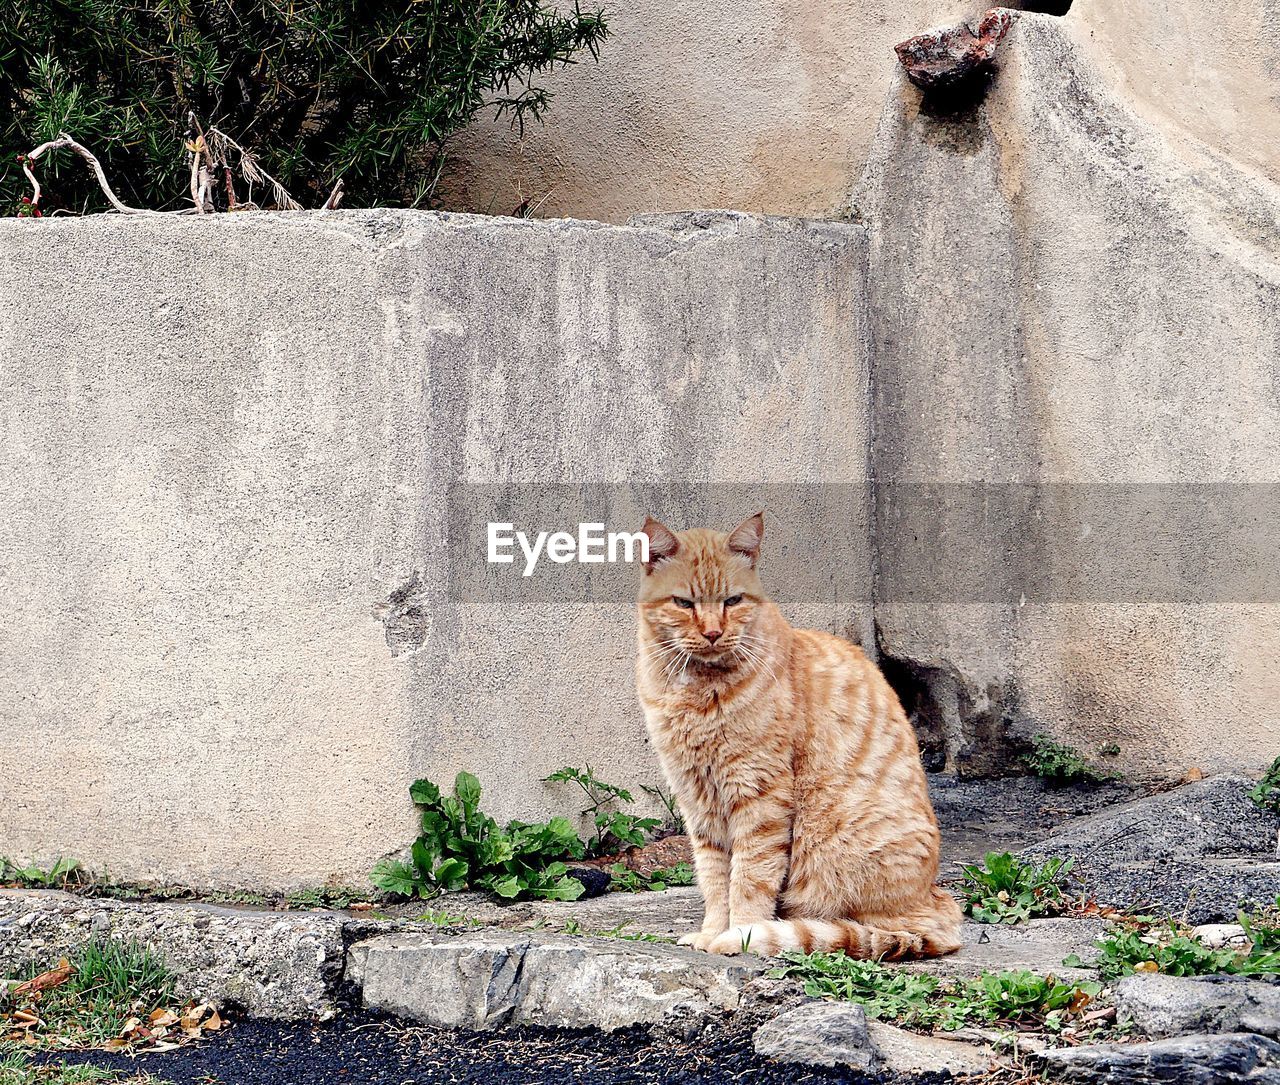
[{"x1": 726, "y1": 890, "x2": 964, "y2": 960}]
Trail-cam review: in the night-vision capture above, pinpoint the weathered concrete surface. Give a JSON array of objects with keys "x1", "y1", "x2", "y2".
[
  {"x1": 1117, "y1": 974, "x2": 1280, "y2": 1040},
  {"x1": 899, "y1": 918, "x2": 1105, "y2": 982},
  {"x1": 435, "y1": 4, "x2": 1280, "y2": 222},
  {"x1": 1022, "y1": 776, "x2": 1280, "y2": 922},
  {"x1": 0, "y1": 209, "x2": 870, "y2": 888},
  {"x1": 865, "y1": 1020, "x2": 998, "y2": 1075},
  {"x1": 0, "y1": 889, "x2": 341, "y2": 1018},
  {"x1": 434, "y1": 0, "x2": 969, "y2": 223},
  {"x1": 350, "y1": 929, "x2": 762, "y2": 1031},
  {"x1": 1038, "y1": 1032, "x2": 1280, "y2": 1084},
  {"x1": 859, "y1": 12, "x2": 1280, "y2": 778},
  {"x1": 1078, "y1": 2, "x2": 1280, "y2": 192}
]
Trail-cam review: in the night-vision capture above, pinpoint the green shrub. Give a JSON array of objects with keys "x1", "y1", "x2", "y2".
[
  {"x1": 1021, "y1": 735, "x2": 1115, "y2": 785},
  {"x1": 544, "y1": 765, "x2": 662, "y2": 857},
  {"x1": 1249, "y1": 756, "x2": 1280, "y2": 815},
  {"x1": 959, "y1": 851, "x2": 1075, "y2": 924},
  {"x1": 370, "y1": 771, "x2": 587, "y2": 903},
  {"x1": 2, "y1": 0, "x2": 607, "y2": 214}
]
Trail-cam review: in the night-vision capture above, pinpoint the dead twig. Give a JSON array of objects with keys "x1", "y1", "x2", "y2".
[
  {"x1": 21, "y1": 134, "x2": 177, "y2": 216},
  {"x1": 322, "y1": 178, "x2": 345, "y2": 210}
]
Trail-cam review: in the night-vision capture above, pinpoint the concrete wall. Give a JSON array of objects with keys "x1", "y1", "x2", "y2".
[
  {"x1": 858, "y1": 13, "x2": 1280, "y2": 777},
  {"x1": 0, "y1": 210, "x2": 871, "y2": 888},
  {"x1": 434, "y1": 0, "x2": 963, "y2": 223},
  {"x1": 436, "y1": 2, "x2": 1280, "y2": 223}
]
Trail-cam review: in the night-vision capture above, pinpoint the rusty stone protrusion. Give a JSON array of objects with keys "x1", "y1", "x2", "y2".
[{"x1": 894, "y1": 9, "x2": 1016, "y2": 93}]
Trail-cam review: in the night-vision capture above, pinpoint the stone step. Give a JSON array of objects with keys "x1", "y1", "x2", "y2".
[{"x1": 349, "y1": 930, "x2": 763, "y2": 1031}]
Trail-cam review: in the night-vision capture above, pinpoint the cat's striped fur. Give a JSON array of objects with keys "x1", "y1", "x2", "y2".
[{"x1": 635, "y1": 513, "x2": 962, "y2": 959}]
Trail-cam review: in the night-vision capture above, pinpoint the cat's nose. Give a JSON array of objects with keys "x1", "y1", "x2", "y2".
[{"x1": 704, "y1": 629, "x2": 722, "y2": 644}]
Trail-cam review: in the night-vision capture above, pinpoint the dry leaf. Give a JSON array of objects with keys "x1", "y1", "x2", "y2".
[
  {"x1": 203, "y1": 1011, "x2": 223, "y2": 1031},
  {"x1": 1067, "y1": 988, "x2": 1093, "y2": 1014},
  {"x1": 149, "y1": 1009, "x2": 179, "y2": 1027},
  {"x1": 12, "y1": 961, "x2": 74, "y2": 996},
  {"x1": 1134, "y1": 960, "x2": 1160, "y2": 973},
  {"x1": 349, "y1": 902, "x2": 375, "y2": 912}
]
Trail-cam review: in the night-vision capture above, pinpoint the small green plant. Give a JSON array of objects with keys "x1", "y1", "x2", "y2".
[
  {"x1": 557, "y1": 919, "x2": 673, "y2": 944},
  {"x1": 370, "y1": 772, "x2": 586, "y2": 903},
  {"x1": 1241, "y1": 897, "x2": 1280, "y2": 955},
  {"x1": 1, "y1": 857, "x2": 82, "y2": 890},
  {"x1": 607, "y1": 862, "x2": 695, "y2": 893},
  {"x1": 1069, "y1": 917, "x2": 1280, "y2": 980},
  {"x1": 771, "y1": 952, "x2": 1100, "y2": 1034},
  {"x1": 1249, "y1": 756, "x2": 1280, "y2": 815},
  {"x1": 544, "y1": 766, "x2": 663, "y2": 857},
  {"x1": 960, "y1": 852, "x2": 1075, "y2": 924},
  {"x1": 280, "y1": 886, "x2": 366, "y2": 911},
  {"x1": 1021, "y1": 735, "x2": 1115, "y2": 785},
  {"x1": 641, "y1": 784, "x2": 686, "y2": 835}
]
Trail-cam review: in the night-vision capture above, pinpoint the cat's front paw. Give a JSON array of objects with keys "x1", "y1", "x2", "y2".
[
  {"x1": 706, "y1": 926, "x2": 762, "y2": 956},
  {"x1": 677, "y1": 931, "x2": 719, "y2": 951}
]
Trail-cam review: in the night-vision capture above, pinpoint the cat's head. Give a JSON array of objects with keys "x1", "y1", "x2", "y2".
[{"x1": 636, "y1": 513, "x2": 766, "y2": 664}]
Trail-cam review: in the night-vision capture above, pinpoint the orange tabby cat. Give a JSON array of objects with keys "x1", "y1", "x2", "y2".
[{"x1": 635, "y1": 513, "x2": 962, "y2": 959}]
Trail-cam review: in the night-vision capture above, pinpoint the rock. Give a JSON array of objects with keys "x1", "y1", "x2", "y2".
[
  {"x1": 1021, "y1": 776, "x2": 1280, "y2": 922},
  {"x1": 1194, "y1": 924, "x2": 1252, "y2": 949},
  {"x1": 752, "y1": 1001, "x2": 875, "y2": 1070},
  {"x1": 866, "y1": 1020, "x2": 999, "y2": 1075},
  {"x1": 1117, "y1": 974, "x2": 1280, "y2": 1039},
  {"x1": 0, "y1": 889, "x2": 341, "y2": 1018},
  {"x1": 1038, "y1": 1033, "x2": 1280, "y2": 1084},
  {"x1": 894, "y1": 9, "x2": 1015, "y2": 93},
  {"x1": 352, "y1": 929, "x2": 762, "y2": 1031}
]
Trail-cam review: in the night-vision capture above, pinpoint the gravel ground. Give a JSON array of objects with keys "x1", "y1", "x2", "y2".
[{"x1": 32, "y1": 1012, "x2": 951, "y2": 1085}]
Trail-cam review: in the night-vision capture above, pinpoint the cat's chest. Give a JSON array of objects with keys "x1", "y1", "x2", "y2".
[{"x1": 646, "y1": 694, "x2": 778, "y2": 792}]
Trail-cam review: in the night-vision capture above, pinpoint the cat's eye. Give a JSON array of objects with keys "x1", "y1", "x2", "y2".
[
  {"x1": 724, "y1": 595, "x2": 743, "y2": 607},
  {"x1": 673, "y1": 596, "x2": 695, "y2": 609}
]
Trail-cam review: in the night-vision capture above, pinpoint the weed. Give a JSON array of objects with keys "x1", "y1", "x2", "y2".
[
  {"x1": 960, "y1": 852, "x2": 1075, "y2": 924},
  {"x1": 557, "y1": 919, "x2": 674, "y2": 944},
  {"x1": 607, "y1": 863, "x2": 695, "y2": 893},
  {"x1": 370, "y1": 772, "x2": 586, "y2": 903},
  {"x1": 640, "y1": 784, "x2": 685, "y2": 835},
  {"x1": 2, "y1": 940, "x2": 177, "y2": 1049},
  {"x1": 771, "y1": 952, "x2": 1101, "y2": 1034},
  {"x1": 0, "y1": 859, "x2": 82, "y2": 891},
  {"x1": 1021, "y1": 735, "x2": 1116, "y2": 786},
  {"x1": 596, "y1": 923, "x2": 674, "y2": 944},
  {"x1": 544, "y1": 766, "x2": 662, "y2": 857},
  {"x1": 280, "y1": 887, "x2": 364, "y2": 911},
  {"x1": 411, "y1": 909, "x2": 483, "y2": 929},
  {"x1": 1249, "y1": 756, "x2": 1280, "y2": 815},
  {"x1": 1241, "y1": 897, "x2": 1280, "y2": 955},
  {"x1": 1069, "y1": 915, "x2": 1280, "y2": 980}
]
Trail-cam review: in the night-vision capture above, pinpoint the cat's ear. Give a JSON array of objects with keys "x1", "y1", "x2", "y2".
[
  {"x1": 727, "y1": 511, "x2": 764, "y2": 568},
  {"x1": 641, "y1": 517, "x2": 680, "y2": 574}
]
